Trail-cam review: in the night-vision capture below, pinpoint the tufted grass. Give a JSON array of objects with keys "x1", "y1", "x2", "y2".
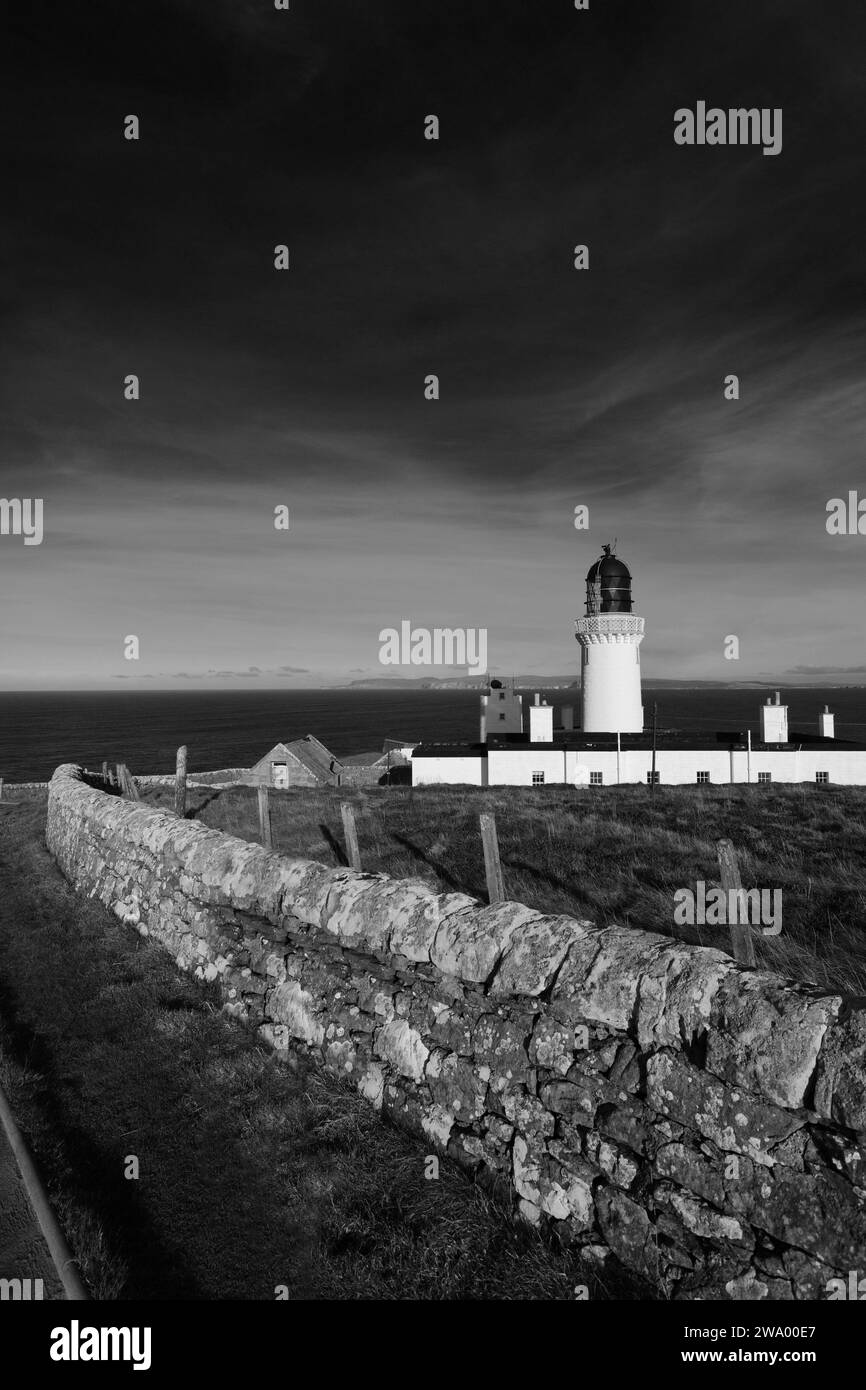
[
  {"x1": 143, "y1": 780, "x2": 866, "y2": 997},
  {"x1": 0, "y1": 796, "x2": 645, "y2": 1301}
]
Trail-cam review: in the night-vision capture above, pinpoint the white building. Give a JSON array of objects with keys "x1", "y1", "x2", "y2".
[
  {"x1": 411, "y1": 546, "x2": 866, "y2": 787},
  {"x1": 480, "y1": 679, "x2": 523, "y2": 740}
]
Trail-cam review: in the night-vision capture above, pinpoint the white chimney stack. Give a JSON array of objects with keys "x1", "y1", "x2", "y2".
[
  {"x1": 818, "y1": 705, "x2": 835, "y2": 739},
  {"x1": 529, "y1": 700, "x2": 554, "y2": 744},
  {"x1": 760, "y1": 693, "x2": 788, "y2": 743}
]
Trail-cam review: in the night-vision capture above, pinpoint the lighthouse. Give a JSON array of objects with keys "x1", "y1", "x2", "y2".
[{"x1": 575, "y1": 544, "x2": 645, "y2": 733}]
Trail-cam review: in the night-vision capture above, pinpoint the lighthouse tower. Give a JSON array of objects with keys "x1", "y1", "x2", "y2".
[{"x1": 575, "y1": 544, "x2": 645, "y2": 733}]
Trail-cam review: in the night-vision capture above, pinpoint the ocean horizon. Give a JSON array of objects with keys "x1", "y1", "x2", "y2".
[{"x1": 2, "y1": 687, "x2": 865, "y2": 783}]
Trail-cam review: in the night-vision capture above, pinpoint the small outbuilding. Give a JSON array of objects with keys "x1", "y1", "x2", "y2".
[{"x1": 247, "y1": 735, "x2": 341, "y2": 788}]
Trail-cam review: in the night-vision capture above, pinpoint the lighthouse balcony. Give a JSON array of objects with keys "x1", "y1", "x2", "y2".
[{"x1": 575, "y1": 614, "x2": 645, "y2": 640}]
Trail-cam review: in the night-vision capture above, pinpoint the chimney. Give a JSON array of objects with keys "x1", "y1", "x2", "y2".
[
  {"x1": 818, "y1": 705, "x2": 835, "y2": 739},
  {"x1": 529, "y1": 701, "x2": 554, "y2": 744},
  {"x1": 760, "y1": 694, "x2": 788, "y2": 743},
  {"x1": 774, "y1": 690, "x2": 781, "y2": 705},
  {"x1": 561, "y1": 705, "x2": 574, "y2": 732},
  {"x1": 534, "y1": 692, "x2": 540, "y2": 706}
]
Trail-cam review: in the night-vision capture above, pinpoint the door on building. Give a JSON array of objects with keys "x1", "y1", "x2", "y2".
[{"x1": 272, "y1": 763, "x2": 288, "y2": 788}]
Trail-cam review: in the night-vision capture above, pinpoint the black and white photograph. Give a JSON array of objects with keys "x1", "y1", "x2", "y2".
[{"x1": 2, "y1": 0, "x2": 866, "y2": 1355}]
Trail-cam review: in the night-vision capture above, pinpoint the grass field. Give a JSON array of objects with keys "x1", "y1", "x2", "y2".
[
  {"x1": 141, "y1": 780, "x2": 866, "y2": 997},
  {"x1": 0, "y1": 796, "x2": 636, "y2": 1301},
  {"x1": 2, "y1": 778, "x2": 863, "y2": 1300}
]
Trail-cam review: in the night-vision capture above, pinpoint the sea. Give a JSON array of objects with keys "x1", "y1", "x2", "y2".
[{"x1": 1, "y1": 688, "x2": 865, "y2": 783}]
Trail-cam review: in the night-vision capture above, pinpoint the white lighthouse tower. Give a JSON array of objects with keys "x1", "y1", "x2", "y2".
[{"x1": 575, "y1": 544, "x2": 645, "y2": 733}]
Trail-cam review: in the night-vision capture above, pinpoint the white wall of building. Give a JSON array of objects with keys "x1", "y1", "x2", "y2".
[
  {"x1": 430, "y1": 746, "x2": 866, "y2": 787},
  {"x1": 488, "y1": 749, "x2": 568, "y2": 786},
  {"x1": 411, "y1": 755, "x2": 486, "y2": 786}
]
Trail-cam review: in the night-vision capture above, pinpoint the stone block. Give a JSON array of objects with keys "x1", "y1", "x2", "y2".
[
  {"x1": 432, "y1": 900, "x2": 540, "y2": 984},
  {"x1": 490, "y1": 914, "x2": 584, "y2": 997}
]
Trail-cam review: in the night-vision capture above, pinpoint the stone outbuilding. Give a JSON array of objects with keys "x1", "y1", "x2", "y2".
[{"x1": 246, "y1": 735, "x2": 341, "y2": 788}]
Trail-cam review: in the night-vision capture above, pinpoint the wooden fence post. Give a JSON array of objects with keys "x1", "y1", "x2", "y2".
[
  {"x1": 480, "y1": 812, "x2": 505, "y2": 905},
  {"x1": 116, "y1": 764, "x2": 141, "y2": 802},
  {"x1": 257, "y1": 785, "x2": 272, "y2": 850},
  {"x1": 717, "y1": 838, "x2": 756, "y2": 968},
  {"x1": 340, "y1": 802, "x2": 361, "y2": 870},
  {"x1": 0, "y1": 778, "x2": 4, "y2": 803},
  {"x1": 174, "y1": 745, "x2": 187, "y2": 818}
]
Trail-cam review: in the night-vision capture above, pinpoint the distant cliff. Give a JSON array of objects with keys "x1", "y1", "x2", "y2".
[{"x1": 345, "y1": 676, "x2": 579, "y2": 690}]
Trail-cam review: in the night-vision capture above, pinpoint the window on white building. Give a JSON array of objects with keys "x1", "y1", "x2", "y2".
[
  {"x1": 816, "y1": 771, "x2": 829, "y2": 784},
  {"x1": 590, "y1": 771, "x2": 603, "y2": 785},
  {"x1": 646, "y1": 770, "x2": 660, "y2": 785},
  {"x1": 757, "y1": 772, "x2": 771, "y2": 784},
  {"x1": 531, "y1": 771, "x2": 545, "y2": 786},
  {"x1": 499, "y1": 713, "x2": 506, "y2": 721},
  {"x1": 696, "y1": 771, "x2": 710, "y2": 784}
]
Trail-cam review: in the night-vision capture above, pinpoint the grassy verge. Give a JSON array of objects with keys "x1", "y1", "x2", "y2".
[
  {"x1": 0, "y1": 797, "x2": 640, "y2": 1301},
  {"x1": 141, "y1": 780, "x2": 866, "y2": 996}
]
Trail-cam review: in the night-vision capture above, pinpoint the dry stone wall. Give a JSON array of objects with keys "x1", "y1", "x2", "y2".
[{"x1": 46, "y1": 764, "x2": 866, "y2": 1299}]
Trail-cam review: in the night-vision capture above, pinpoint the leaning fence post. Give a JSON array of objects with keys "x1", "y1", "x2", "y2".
[
  {"x1": 174, "y1": 745, "x2": 188, "y2": 818},
  {"x1": 0, "y1": 778, "x2": 4, "y2": 803},
  {"x1": 480, "y1": 812, "x2": 505, "y2": 905},
  {"x1": 717, "y1": 838, "x2": 756, "y2": 968},
  {"x1": 340, "y1": 801, "x2": 361, "y2": 870},
  {"x1": 116, "y1": 764, "x2": 141, "y2": 802},
  {"x1": 257, "y1": 785, "x2": 272, "y2": 850}
]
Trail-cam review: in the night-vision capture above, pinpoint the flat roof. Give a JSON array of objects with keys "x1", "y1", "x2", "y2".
[{"x1": 412, "y1": 742, "x2": 488, "y2": 758}]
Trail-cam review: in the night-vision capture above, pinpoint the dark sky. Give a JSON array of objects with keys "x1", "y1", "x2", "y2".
[{"x1": 2, "y1": 0, "x2": 866, "y2": 687}]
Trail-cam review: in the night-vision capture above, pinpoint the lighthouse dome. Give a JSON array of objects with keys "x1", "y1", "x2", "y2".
[
  {"x1": 585, "y1": 546, "x2": 633, "y2": 614},
  {"x1": 585, "y1": 555, "x2": 632, "y2": 584}
]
